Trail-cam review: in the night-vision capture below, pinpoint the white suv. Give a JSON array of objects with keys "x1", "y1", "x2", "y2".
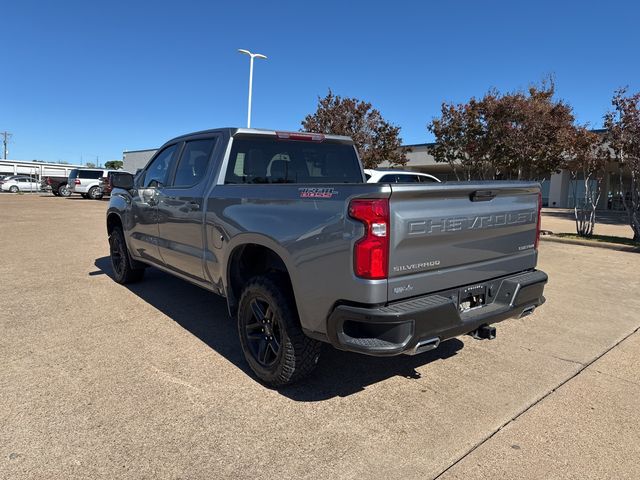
[
  {"x1": 364, "y1": 169, "x2": 440, "y2": 184},
  {"x1": 68, "y1": 168, "x2": 117, "y2": 199}
]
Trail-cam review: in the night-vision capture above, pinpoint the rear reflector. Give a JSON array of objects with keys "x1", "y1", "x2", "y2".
[
  {"x1": 349, "y1": 198, "x2": 390, "y2": 279},
  {"x1": 276, "y1": 131, "x2": 325, "y2": 142}
]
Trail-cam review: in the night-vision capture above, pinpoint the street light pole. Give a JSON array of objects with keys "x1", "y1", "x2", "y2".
[{"x1": 238, "y1": 49, "x2": 267, "y2": 128}]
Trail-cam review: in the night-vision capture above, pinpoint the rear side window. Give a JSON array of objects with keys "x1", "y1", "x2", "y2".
[
  {"x1": 396, "y1": 174, "x2": 420, "y2": 183},
  {"x1": 170, "y1": 138, "x2": 216, "y2": 188},
  {"x1": 68, "y1": 169, "x2": 79, "y2": 181},
  {"x1": 78, "y1": 170, "x2": 103, "y2": 179},
  {"x1": 380, "y1": 174, "x2": 398, "y2": 183},
  {"x1": 224, "y1": 136, "x2": 362, "y2": 184},
  {"x1": 141, "y1": 144, "x2": 179, "y2": 188},
  {"x1": 420, "y1": 175, "x2": 438, "y2": 183}
]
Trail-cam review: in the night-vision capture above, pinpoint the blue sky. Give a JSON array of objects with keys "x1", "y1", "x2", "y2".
[{"x1": 2, "y1": 0, "x2": 639, "y2": 164}]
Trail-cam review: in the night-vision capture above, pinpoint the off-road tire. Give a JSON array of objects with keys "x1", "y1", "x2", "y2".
[
  {"x1": 58, "y1": 184, "x2": 71, "y2": 197},
  {"x1": 238, "y1": 274, "x2": 322, "y2": 387},
  {"x1": 109, "y1": 227, "x2": 145, "y2": 284}
]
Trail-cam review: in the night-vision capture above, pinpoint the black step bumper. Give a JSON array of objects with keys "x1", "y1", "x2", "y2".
[{"x1": 326, "y1": 270, "x2": 547, "y2": 356}]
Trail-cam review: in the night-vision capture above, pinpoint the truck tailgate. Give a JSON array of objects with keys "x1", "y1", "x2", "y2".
[{"x1": 387, "y1": 182, "x2": 541, "y2": 301}]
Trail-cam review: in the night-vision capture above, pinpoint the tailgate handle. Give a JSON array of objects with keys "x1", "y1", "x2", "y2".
[{"x1": 470, "y1": 190, "x2": 496, "y2": 202}]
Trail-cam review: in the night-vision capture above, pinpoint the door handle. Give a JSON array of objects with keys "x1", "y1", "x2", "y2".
[{"x1": 188, "y1": 201, "x2": 200, "y2": 211}]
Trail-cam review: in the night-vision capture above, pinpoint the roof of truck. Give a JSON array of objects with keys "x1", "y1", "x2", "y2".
[{"x1": 164, "y1": 128, "x2": 353, "y2": 145}]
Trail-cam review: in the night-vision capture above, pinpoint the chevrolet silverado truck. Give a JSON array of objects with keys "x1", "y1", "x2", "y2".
[{"x1": 106, "y1": 128, "x2": 547, "y2": 386}]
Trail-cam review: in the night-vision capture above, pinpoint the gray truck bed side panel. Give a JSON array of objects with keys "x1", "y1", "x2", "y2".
[{"x1": 204, "y1": 184, "x2": 390, "y2": 334}]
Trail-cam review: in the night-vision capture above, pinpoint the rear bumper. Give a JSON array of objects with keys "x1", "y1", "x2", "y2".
[{"x1": 326, "y1": 269, "x2": 547, "y2": 356}]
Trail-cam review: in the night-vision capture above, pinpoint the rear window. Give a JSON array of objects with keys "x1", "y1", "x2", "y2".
[
  {"x1": 78, "y1": 170, "x2": 103, "y2": 179},
  {"x1": 224, "y1": 136, "x2": 363, "y2": 184}
]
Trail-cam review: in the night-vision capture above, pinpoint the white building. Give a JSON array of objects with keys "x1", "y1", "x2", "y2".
[
  {"x1": 0, "y1": 160, "x2": 82, "y2": 179},
  {"x1": 123, "y1": 149, "x2": 157, "y2": 174}
]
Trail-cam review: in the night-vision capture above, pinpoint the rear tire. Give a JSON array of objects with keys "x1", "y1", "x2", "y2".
[
  {"x1": 88, "y1": 186, "x2": 103, "y2": 200},
  {"x1": 109, "y1": 227, "x2": 145, "y2": 284},
  {"x1": 238, "y1": 274, "x2": 322, "y2": 387},
  {"x1": 58, "y1": 184, "x2": 71, "y2": 197}
]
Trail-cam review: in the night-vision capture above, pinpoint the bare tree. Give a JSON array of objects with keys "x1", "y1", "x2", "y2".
[
  {"x1": 564, "y1": 127, "x2": 609, "y2": 237},
  {"x1": 604, "y1": 88, "x2": 640, "y2": 241}
]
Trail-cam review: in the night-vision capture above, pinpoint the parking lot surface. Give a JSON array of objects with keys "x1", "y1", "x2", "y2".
[{"x1": 1, "y1": 194, "x2": 639, "y2": 479}]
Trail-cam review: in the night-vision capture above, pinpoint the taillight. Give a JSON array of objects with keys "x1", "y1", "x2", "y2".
[
  {"x1": 74, "y1": 179, "x2": 81, "y2": 185},
  {"x1": 535, "y1": 191, "x2": 542, "y2": 250},
  {"x1": 349, "y1": 198, "x2": 389, "y2": 279}
]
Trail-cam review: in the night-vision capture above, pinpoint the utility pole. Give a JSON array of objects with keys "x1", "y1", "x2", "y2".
[{"x1": 1, "y1": 131, "x2": 12, "y2": 159}]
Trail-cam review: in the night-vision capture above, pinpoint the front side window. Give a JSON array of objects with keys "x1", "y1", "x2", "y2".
[
  {"x1": 170, "y1": 139, "x2": 216, "y2": 188},
  {"x1": 141, "y1": 144, "x2": 178, "y2": 188}
]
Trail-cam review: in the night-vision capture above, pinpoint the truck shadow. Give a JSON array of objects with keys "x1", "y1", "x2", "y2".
[{"x1": 94, "y1": 257, "x2": 465, "y2": 401}]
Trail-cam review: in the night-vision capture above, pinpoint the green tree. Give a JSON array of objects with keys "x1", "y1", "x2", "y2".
[
  {"x1": 302, "y1": 90, "x2": 407, "y2": 168},
  {"x1": 104, "y1": 160, "x2": 123, "y2": 170}
]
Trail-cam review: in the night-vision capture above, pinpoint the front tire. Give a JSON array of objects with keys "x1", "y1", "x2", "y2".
[
  {"x1": 9, "y1": 186, "x2": 18, "y2": 193},
  {"x1": 109, "y1": 227, "x2": 145, "y2": 284},
  {"x1": 238, "y1": 275, "x2": 322, "y2": 387}
]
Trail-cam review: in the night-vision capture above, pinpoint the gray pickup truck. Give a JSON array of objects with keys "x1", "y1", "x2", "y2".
[{"x1": 106, "y1": 128, "x2": 547, "y2": 386}]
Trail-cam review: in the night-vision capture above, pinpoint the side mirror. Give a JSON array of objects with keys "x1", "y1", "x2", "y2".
[{"x1": 111, "y1": 172, "x2": 134, "y2": 190}]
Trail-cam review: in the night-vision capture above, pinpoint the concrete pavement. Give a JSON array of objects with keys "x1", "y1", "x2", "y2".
[{"x1": 1, "y1": 194, "x2": 639, "y2": 479}]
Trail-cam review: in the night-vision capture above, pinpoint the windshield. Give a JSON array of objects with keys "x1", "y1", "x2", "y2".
[{"x1": 224, "y1": 136, "x2": 363, "y2": 184}]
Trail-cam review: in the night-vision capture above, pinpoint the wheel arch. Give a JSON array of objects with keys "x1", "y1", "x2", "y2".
[
  {"x1": 106, "y1": 211, "x2": 123, "y2": 235},
  {"x1": 225, "y1": 241, "x2": 296, "y2": 316}
]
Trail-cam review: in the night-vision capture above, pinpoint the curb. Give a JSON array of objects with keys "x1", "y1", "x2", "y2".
[{"x1": 540, "y1": 235, "x2": 640, "y2": 253}]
